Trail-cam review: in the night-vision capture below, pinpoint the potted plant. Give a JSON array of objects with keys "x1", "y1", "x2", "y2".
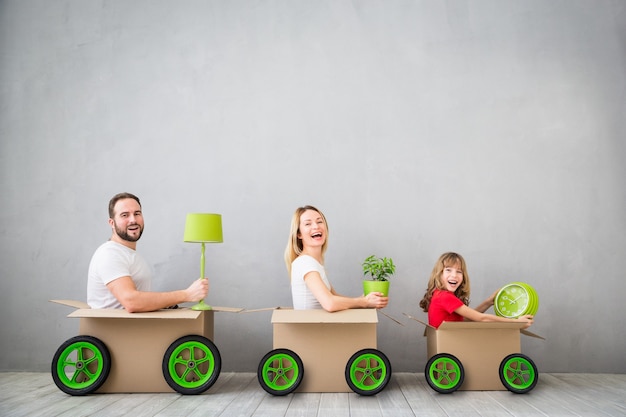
[{"x1": 361, "y1": 255, "x2": 395, "y2": 297}]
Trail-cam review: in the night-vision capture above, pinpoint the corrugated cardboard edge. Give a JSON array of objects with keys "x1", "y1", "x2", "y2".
[
  {"x1": 68, "y1": 308, "x2": 202, "y2": 319},
  {"x1": 403, "y1": 312, "x2": 431, "y2": 336},
  {"x1": 50, "y1": 299, "x2": 243, "y2": 318},
  {"x1": 521, "y1": 329, "x2": 545, "y2": 339},
  {"x1": 210, "y1": 306, "x2": 245, "y2": 313},
  {"x1": 242, "y1": 307, "x2": 402, "y2": 325},
  {"x1": 272, "y1": 308, "x2": 379, "y2": 324},
  {"x1": 50, "y1": 299, "x2": 90, "y2": 309},
  {"x1": 378, "y1": 310, "x2": 404, "y2": 325},
  {"x1": 403, "y1": 312, "x2": 545, "y2": 340},
  {"x1": 240, "y1": 306, "x2": 293, "y2": 313}
]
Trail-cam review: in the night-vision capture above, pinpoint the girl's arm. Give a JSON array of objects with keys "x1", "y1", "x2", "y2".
[
  {"x1": 304, "y1": 271, "x2": 388, "y2": 312},
  {"x1": 474, "y1": 289, "x2": 499, "y2": 313},
  {"x1": 455, "y1": 304, "x2": 534, "y2": 329}
]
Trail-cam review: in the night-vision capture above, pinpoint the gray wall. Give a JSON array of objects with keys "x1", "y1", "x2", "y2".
[{"x1": 1, "y1": 0, "x2": 625, "y2": 374}]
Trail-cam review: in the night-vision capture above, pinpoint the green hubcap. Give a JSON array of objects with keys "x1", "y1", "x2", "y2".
[
  {"x1": 502, "y1": 357, "x2": 536, "y2": 389},
  {"x1": 56, "y1": 341, "x2": 105, "y2": 389},
  {"x1": 167, "y1": 340, "x2": 216, "y2": 389},
  {"x1": 429, "y1": 357, "x2": 462, "y2": 390},
  {"x1": 261, "y1": 352, "x2": 301, "y2": 391},
  {"x1": 348, "y1": 353, "x2": 388, "y2": 391}
]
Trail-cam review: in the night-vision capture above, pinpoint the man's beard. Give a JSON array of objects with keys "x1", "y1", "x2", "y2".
[{"x1": 114, "y1": 222, "x2": 143, "y2": 242}]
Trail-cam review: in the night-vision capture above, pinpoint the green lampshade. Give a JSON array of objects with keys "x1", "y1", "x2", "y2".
[{"x1": 183, "y1": 213, "x2": 223, "y2": 243}]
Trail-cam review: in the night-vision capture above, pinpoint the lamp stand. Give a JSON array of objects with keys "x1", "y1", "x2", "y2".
[{"x1": 191, "y1": 242, "x2": 212, "y2": 311}]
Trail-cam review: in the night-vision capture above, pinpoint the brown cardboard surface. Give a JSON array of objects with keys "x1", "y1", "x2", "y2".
[
  {"x1": 51, "y1": 300, "x2": 241, "y2": 393},
  {"x1": 426, "y1": 324, "x2": 521, "y2": 390},
  {"x1": 272, "y1": 309, "x2": 378, "y2": 393},
  {"x1": 81, "y1": 311, "x2": 214, "y2": 392},
  {"x1": 404, "y1": 313, "x2": 543, "y2": 391}
]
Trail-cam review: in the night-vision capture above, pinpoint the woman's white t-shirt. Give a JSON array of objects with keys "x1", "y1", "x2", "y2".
[{"x1": 291, "y1": 255, "x2": 331, "y2": 309}]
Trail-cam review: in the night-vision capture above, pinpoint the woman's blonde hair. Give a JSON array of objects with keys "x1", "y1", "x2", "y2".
[
  {"x1": 419, "y1": 252, "x2": 471, "y2": 312},
  {"x1": 284, "y1": 205, "x2": 329, "y2": 276}
]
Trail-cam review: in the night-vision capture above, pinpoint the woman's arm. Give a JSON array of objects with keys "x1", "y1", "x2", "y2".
[{"x1": 304, "y1": 271, "x2": 388, "y2": 312}]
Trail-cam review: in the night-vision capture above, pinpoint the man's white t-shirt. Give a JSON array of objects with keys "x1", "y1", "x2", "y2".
[
  {"x1": 87, "y1": 241, "x2": 152, "y2": 309},
  {"x1": 291, "y1": 255, "x2": 331, "y2": 310}
]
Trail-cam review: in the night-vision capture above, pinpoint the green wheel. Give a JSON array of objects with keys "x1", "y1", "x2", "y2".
[
  {"x1": 499, "y1": 353, "x2": 538, "y2": 393},
  {"x1": 257, "y1": 349, "x2": 303, "y2": 396},
  {"x1": 425, "y1": 353, "x2": 464, "y2": 394},
  {"x1": 51, "y1": 335, "x2": 111, "y2": 396},
  {"x1": 162, "y1": 335, "x2": 221, "y2": 395},
  {"x1": 345, "y1": 349, "x2": 391, "y2": 396}
]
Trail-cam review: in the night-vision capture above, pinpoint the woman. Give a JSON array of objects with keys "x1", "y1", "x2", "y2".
[{"x1": 285, "y1": 205, "x2": 388, "y2": 311}]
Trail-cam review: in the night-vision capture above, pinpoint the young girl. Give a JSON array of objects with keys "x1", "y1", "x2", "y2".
[
  {"x1": 419, "y1": 252, "x2": 533, "y2": 329},
  {"x1": 285, "y1": 205, "x2": 388, "y2": 312}
]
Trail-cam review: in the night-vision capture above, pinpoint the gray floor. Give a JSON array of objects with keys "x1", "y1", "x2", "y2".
[{"x1": 1, "y1": 372, "x2": 625, "y2": 417}]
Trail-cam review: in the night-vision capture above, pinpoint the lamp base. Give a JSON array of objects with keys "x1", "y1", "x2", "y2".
[{"x1": 191, "y1": 300, "x2": 212, "y2": 311}]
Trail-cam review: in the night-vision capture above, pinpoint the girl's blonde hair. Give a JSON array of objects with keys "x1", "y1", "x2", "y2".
[
  {"x1": 419, "y1": 252, "x2": 471, "y2": 312},
  {"x1": 284, "y1": 205, "x2": 329, "y2": 276}
]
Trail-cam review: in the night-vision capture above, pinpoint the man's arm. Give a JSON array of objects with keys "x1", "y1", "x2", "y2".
[{"x1": 107, "y1": 276, "x2": 208, "y2": 312}]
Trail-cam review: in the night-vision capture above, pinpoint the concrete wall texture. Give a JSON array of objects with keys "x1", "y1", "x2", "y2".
[{"x1": 1, "y1": 0, "x2": 625, "y2": 374}]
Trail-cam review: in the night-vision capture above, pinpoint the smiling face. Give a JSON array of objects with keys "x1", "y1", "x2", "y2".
[
  {"x1": 109, "y1": 198, "x2": 144, "y2": 247},
  {"x1": 439, "y1": 261, "x2": 464, "y2": 293},
  {"x1": 297, "y1": 209, "x2": 327, "y2": 251}
]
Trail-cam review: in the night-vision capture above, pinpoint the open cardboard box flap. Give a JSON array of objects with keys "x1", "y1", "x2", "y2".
[
  {"x1": 403, "y1": 312, "x2": 544, "y2": 339},
  {"x1": 51, "y1": 299, "x2": 90, "y2": 309},
  {"x1": 240, "y1": 306, "x2": 293, "y2": 313}
]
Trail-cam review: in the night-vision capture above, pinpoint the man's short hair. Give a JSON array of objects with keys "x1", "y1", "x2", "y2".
[{"x1": 108, "y1": 192, "x2": 141, "y2": 219}]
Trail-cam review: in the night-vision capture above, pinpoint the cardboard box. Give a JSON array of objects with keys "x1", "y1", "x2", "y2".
[
  {"x1": 51, "y1": 300, "x2": 242, "y2": 393},
  {"x1": 271, "y1": 308, "x2": 378, "y2": 393},
  {"x1": 407, "y1": 315, "x2": 543, "y2": 391}
]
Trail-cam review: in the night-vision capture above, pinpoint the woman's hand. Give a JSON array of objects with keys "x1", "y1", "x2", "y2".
[{"x1": 364, "y1": 292, "x2": 388, "y2": 309}]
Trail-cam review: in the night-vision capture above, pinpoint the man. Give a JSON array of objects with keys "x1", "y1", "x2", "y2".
[{"x1": 87, "y1": 192, "x2": 208, "y2": 312}]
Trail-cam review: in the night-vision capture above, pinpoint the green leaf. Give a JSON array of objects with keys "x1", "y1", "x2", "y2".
[{"x1": 361, "y1": 255, "x2": 395, "y2": 281}]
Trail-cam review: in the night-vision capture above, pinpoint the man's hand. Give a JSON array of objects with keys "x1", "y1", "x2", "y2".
[{"x1": 185, "y1": 278, "x2": 209, "y2": 302}]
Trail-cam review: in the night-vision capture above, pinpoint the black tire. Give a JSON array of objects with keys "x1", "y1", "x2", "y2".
[
  {"x1": 257, "y1": 349, "x2": 304, "y2": 396},
  {"x1": 425, "y1": 353, "x2": 464, "y2": 394},
  {"x1": 162, "y1": 335, "x2": 221, "y2": 395},
  {"x1": 345, "y1": 349, "x2": 392, "y2": 396},
  {"x1": 51, "y1": 335, "x2": 111, "y2": 396},
  {"x1": 499, "y1": 353, "x2": 539, "y2": 394}
]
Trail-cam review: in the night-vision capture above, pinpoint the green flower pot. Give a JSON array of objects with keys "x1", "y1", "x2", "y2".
[{"x1": 363, "y1": 280, "x2": 390, "y2": 297}]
